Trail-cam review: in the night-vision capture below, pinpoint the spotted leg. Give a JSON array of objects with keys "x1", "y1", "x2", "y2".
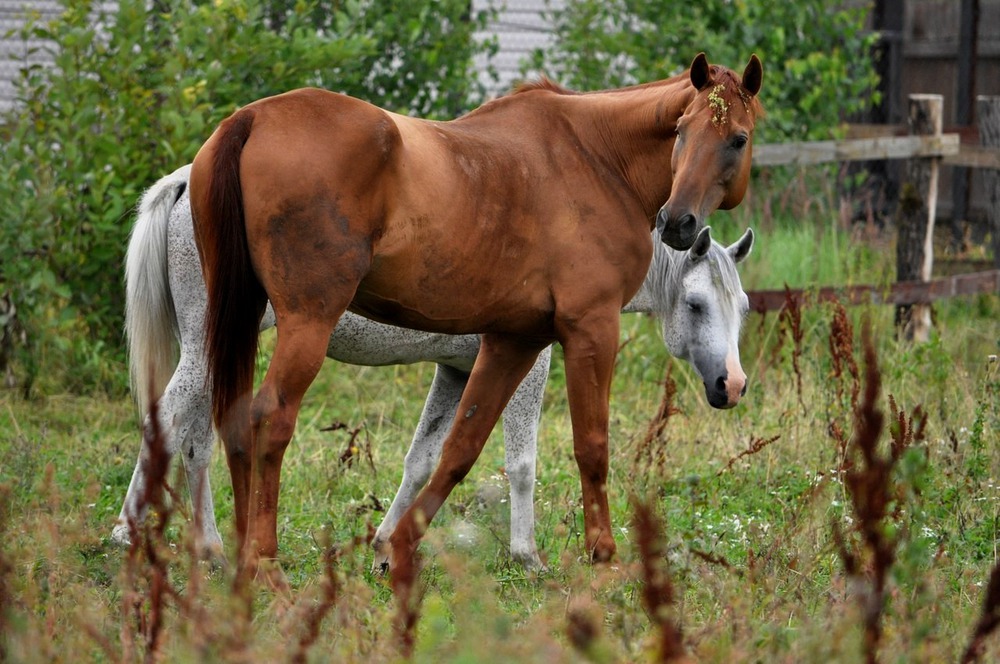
[
  {"x1": 388, "y1": 335, "x2": 545, "y2": 604},
  {"x1": 371, "y1": 363, "x2": 465, "y2": 572},
  {"x1": 372, "y1": 345, "x2": 552, "y2": 573},
  {"x1": 502, "y1": 344, "x2": 551, "y2": 570},
  {"x1": 113, "y1": 351, "x2": 223, "y2": 561}
]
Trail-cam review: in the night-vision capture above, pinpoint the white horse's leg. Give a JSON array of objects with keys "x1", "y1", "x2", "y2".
[
  {"x1": 113, "y1": 451, "x2": 153, "y2": 545},
  {"x1": 501, "y1": 345, "x2": 551, "y2": 571},
  {"x1": 111, "y1": 382, "x2": 186, "y2": 544},
  {"x1": 112, "y1": 351, "x2": 223, "y2": 559},
  {"x1": 164, "y1": 189, "x2": 226, "y2": 560},
  {"x1": 114, "y1": 165, "x2": 190, "y2": 548},
  {"x1": 371, "y1": 363, "x2": 466, "y2": 572},
  {"x1": 169, "y1": 352, "x2": 223, "y2": 559}
]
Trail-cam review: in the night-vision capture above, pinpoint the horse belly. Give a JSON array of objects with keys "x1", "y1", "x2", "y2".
[
  {"x1": 351, "y1": 256, "x2": 552, "y2": 337},
  {"x1": 356, "y1": 184, "x2": 551, "y2": 334}
]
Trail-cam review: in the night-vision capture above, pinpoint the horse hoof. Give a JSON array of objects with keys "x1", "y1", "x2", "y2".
[
  {"x1": 371, "y1": 537, "x2": 392, "y2": 576},
  {"x1": 110, "y1": 523, "x2": 132, "y2": 548},
  {"x1": 256, "y1": 559, "x2": 292, "y2": 598},
  {"x1": 511, "y1": 547, "x2": 547, "y2": 573},
  {"x1": 590, "y1": 537, "x2": 617, "y2": 564},
  {"x1": 196, "y1": 540, "x2": 227, "y2": 569}
]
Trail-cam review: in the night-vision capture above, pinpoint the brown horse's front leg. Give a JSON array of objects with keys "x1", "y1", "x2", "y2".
[
  {"x1": 560, "y1": 310, "x2": 620, "y2": 563},
  {"x1": 389, "y1": 335, "x2": 545, "y2": 597}
]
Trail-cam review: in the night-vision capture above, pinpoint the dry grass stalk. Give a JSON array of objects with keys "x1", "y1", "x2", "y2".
[
  {"x1": 632, "y1": 498, "x2": 686, "y2": 662},
  {"x1": 887, "y1": 395, "x2": 926, "y2": 467},
  {"x1": 829, "y1": 420, "x2": 850, "y2": 473},
  {"x1": 566, "y1": 602, "x2": 601, "y2": 655},
  {"x1": 0, "y1": 486, "x2": 10, "y2": 662},
  {"x1": 634, "y1": 364, "x2": 678, "y2": 476},
  {"x1": 118, "y1": 386, "x2": 234, "y2": 663},
  {"x1": 777, "y1": 286, "x2": 805, "y2": 409},
  {"x1": 828, "y1": 299, "x2": 860, "y2": 410},
  {"x1": 120, "y1": 389, "x2": 178, "y2": 662},
  {"x1": 832, "y1": 322, "x2": 920, "y2": 664},
  {"x1": 962, "y1": 561, "x2": 1000, "y2": 663},
  {"x1": 690, "y1": 548, "x2": 735, "y2": 572},
  {"x1": 392, "y1": 536, "x2": 425, "y2": 658},
  {"x1": 322, "y1": 420, "x2": 377, "y2": 475},
  {"x1": 717, "y1": 434, "x2": 782, "y2": 476},
  {"x1": 290, "y1": 541, "x2": 346, "y2": 664}
]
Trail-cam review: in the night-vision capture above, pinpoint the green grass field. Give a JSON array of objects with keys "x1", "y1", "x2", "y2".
[{"x1": 2, "y1": 209, "x2": 999, "y2": 662}]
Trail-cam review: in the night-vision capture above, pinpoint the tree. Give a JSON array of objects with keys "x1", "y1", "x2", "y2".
[
  {"x1": 0, "y1": 0, "x2": 497, "y2": 394},
  {"x1": 526, "y1": 0, "x2": 879, "y2": 142}
]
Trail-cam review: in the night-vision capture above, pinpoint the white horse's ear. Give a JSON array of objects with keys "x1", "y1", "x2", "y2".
[
  {"x1": 727, "y1": 228, "x2": 754, "y2": 264},
  {"x1": 689, "y1": 226, "x2": 712, "y2": 261}
]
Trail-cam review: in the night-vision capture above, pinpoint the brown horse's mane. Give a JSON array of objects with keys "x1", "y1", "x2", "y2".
[
  {"x1": 510, "y1": 65, "x2": 764, "y2": 118},
  {"x1": 512, "y1": 77, "x2": 578, "y2": 96}
]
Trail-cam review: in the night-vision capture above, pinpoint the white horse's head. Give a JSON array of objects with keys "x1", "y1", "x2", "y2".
[{"x1": 658, "y1": 226, "x2": 754, "y2": 409}]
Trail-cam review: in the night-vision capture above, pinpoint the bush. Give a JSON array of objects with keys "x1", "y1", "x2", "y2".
[
  {"x1": 526, "y1": 0, "x2": 879, "y2": 143},
  {"x1": 0, "y1": 0, "x2": 497, "y2": 395}
]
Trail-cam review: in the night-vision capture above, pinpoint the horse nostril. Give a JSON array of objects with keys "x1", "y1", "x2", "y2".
[
  {"x1": 715, "y1": 376, "x2": 726, "y2": 393},
  {"x1": 679, "y1": 213, "x2": 697, "y2": 238},
  {"x1": 740, "y1": 381, "x2": 748, "y2": 397},
  {"x1": 658, "y1": 209, "x2": 698, "y2": 250}
]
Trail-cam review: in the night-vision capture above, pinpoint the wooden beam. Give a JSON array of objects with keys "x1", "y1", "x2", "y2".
[
  {"x1": 752, "y1": 134, "x2": 959, "y2": 167},
  {"x1": 980, "y1": 96, "x2": 1000, "y2": 269},
  {"x1": 943, "y1": 144, "x2": 1000, "y2": 169},
  {"x1": 747, "y1": 270, "x2": 1000, "y2": 312},
  {"x1": 895, "y1": 94, "x2": 942, "y2": 342},
  {"x1": 951, "y1": 0, "x2": 980, "y2": 234}
]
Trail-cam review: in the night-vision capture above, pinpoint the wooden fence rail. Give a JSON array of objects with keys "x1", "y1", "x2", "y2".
[
  {"x1": 748, "y1": 269, "x2": 1000, "y2": 313},
  {"x1": 744, "y1": 94, "x2": 1000, "y2": 326},
  {"x1": 752, "y1": 133, "x2": 961, "y2": 167}
]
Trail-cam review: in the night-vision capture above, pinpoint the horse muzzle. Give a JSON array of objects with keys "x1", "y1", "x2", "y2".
[
  {"x1": 704, "y1": 370, "x2": 748, "y2": 410},
  {"x1": 655, "y1": 207, "x2": 700, "y2": 251}
]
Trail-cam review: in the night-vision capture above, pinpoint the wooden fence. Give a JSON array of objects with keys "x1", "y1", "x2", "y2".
[{"x1": 745, "y1": 93, "x2": 1000, "y2": 342}]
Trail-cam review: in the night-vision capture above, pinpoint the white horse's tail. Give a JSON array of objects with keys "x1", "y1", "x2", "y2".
[{"x1": 124, "y1": 164, "x2": 192, "y2": 417}]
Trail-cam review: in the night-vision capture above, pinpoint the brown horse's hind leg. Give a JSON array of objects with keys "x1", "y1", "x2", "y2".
[
  {"x1": 559, "y1": 309, "x2": 621, "y2": 563},
  {"x1": 244, "y1": 318, "x2": 337, "y2": 588},
  {"x1": 218, "y1": 399, "x2": 252, "y2": 554},
  {"x1": 389, "y1": 335, "x2": 545, "y2": 601}
]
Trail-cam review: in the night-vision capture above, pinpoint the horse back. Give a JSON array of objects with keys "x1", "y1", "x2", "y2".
[{"x1": 197, "y1": 87, "x2": 653, "y2": 339}]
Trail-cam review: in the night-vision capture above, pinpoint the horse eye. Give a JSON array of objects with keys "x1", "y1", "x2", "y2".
[
  {"x1": 731, "y1": 134, "x2": 748, "y2": 150},
  {"x1": 687, "y1": 300, "x2": 703, "y2": 314}
]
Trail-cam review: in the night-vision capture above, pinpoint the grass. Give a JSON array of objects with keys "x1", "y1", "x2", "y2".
[{"x1": 1, "y1": 206, "x2": 1000, "y2": 662}]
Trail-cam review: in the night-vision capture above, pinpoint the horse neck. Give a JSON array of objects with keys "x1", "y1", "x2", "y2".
[
  {"x1": 622, "y1": 234, "x2": 686, "y2": 315},
  {"x1": 565, "y1": 75, "x2": 696, "y2": 218}
]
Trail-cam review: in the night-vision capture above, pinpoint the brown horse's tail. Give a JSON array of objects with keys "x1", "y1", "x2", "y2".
[{"x1": 193, "y1": 110, "x2": 268, "y2": 430}]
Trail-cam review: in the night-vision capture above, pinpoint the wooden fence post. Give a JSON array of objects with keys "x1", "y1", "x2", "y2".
[
  {"x1": 979, "y1": 96, "x2": 1000, "y2": 270},
  {"x1": 895, "y1": 94, "x2": 943, "y2": 342}
]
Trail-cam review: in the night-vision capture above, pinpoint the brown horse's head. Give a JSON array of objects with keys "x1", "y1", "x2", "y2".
[{"x1": 656, "y1": 53, "x2": 763, "y2": 250}]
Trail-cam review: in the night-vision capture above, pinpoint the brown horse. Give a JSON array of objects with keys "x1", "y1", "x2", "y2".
[{"x1": 189, "y1": 53, "x2": 763, "y2": 592}]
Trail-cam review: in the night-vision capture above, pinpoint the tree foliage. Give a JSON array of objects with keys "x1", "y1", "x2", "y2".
[
  {"x1": 0, "y1": 0, "x2": 881, "y2": 395},
  {"x1": 525, "y1": 0, "x2": 879, "y2": 142},
  {"x1": 0, "y1": 0, "x2": 496, "y2": 394}
]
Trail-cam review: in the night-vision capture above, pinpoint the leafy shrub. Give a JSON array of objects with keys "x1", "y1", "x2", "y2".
[
  {"x1": 0, "y1": 0, "x2": 496, "y2": 395},
  {"x1": 526, "y1": 0, "x2": 879, "y2": 142}
]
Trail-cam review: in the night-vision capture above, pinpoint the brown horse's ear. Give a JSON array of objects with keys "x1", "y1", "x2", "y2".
[
  {"x1": 690, "y1": 52, "x2": 711, "y2": 91},
  {"x1": 742, "y1": 54, "x2": 763, "y2": 97}
]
